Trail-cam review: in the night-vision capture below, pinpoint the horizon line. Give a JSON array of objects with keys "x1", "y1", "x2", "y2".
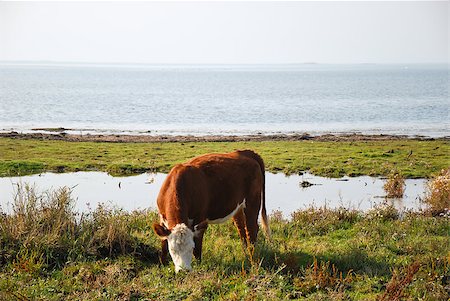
[{"x1": 0, "y1": 60, "x2": 448, "y2": 66}]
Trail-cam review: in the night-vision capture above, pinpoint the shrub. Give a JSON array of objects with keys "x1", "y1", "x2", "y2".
[
  {"x1": 423, "y1": 168, "x2": 450, "y2": 216},
  {"x1": 383, "y1": 171, "x2": 405, "y2": 198}
]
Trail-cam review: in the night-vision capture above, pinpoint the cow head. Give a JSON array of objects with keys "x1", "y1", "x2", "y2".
[
  {"x1": 153, "y1": 223, "x2": 195, "y2": 273},
  {"x1": 153, "y1": 221, "x2": 209, "y2": 273}
]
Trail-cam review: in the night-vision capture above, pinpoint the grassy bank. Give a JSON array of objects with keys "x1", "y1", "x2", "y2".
[
  {"x1": 0, "y1": 187, "x2": 448, "y2": 300},
  {"x1": 1, "y1": 137, "x2": 448, "y2": 178}
]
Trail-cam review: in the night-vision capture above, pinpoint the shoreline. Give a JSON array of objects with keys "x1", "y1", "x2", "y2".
[{"x1": 1, "y1": 131, "x2": 448, "y2": 143}]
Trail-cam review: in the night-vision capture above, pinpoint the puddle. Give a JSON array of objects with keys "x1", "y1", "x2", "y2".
[{"x1": 0, "y1": 172, "x2": 426, "y2": 216}]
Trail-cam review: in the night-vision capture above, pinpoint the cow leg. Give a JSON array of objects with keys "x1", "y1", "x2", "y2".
[
  {"x1": 160, "y1": 239, "x2": 169, "y2": 265},
  {"x1": 193, "y1": 232, "x2": 205, "y2": 262},
  {"x1": 233, "y1": 209, "x2": 248, "y2": 246},
  {"x1": 244, "y1": 198, "x2": 261, "y2": 245}
]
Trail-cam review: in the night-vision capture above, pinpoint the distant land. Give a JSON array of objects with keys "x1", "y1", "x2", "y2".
[{"x1": 1, "y1": 60, "x2": 448, "y2": 67}]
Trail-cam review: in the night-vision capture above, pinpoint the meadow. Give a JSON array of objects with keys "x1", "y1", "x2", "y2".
[
  {"x1": 0, "y1": 136, "x2": 449, "y2": 300},
  {"x1": 0, "y1": 137, "x2": 448, "y2": 178},
  {"x1": 0, "y1": 185, "x2": 448, "y2": 300}
]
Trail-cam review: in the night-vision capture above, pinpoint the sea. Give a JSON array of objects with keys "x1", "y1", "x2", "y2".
[{"x1": 0, "y1": 63, "x2": 448, "y2": 137}]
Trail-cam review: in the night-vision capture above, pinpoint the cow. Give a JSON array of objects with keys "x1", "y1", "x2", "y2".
[{"x1": 152, "y1": 150, "x2": 270, "y2": 273}]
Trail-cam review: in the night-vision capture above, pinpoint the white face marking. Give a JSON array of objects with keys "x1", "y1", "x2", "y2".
[{"x1": 166, "y1": 223, "x2": 195, "y2": 273}]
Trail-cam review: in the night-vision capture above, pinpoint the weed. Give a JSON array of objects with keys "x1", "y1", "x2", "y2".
[
  {"x1": 269, "y1": 209, "x2": 286, "y2": 223},
  {"x1": 378, "y1": 262, "x2": 420, "y2": 301},
  {"x1": 294, "y1": 257, "x2": 353, "y2": 295},
  {"x1": 423, "y1": 168, "x2": 450, "y2": 216},
  {"x1": 383, "y1": 171, "x2": 405, "y2": 198}
]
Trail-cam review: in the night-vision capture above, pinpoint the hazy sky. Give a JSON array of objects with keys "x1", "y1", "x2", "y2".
[{"x1": 0, "y1": 1, "x2": 448, "y2": 64}]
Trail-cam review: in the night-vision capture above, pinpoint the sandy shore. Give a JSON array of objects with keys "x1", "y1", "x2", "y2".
[{"x1": 0, "y1": 131, "x2": 445, "y2": 143}]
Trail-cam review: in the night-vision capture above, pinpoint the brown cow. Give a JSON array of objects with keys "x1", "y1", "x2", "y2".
[{"x1": 152, "y1": 150, "x2": 270, "y2": 272}]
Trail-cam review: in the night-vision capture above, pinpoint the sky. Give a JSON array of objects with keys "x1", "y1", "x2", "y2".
[{"x1": 0, "y1": 1, "x2": 448, "y2": 64}]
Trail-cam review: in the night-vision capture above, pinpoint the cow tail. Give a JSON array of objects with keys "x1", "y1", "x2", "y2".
[
  {"x1": 260, "y1": 159, "x2": 271, "y2": 241},
  {"x1": 241, "y1": 150, "x2": 271, "y2": 240}
]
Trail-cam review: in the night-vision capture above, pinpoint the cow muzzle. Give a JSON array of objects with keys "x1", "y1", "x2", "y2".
[{"x1": 175, "y1": 263, "x2": 192, "y2": 273}]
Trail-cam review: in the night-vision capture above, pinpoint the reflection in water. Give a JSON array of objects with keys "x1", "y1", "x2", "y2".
[{"x1": 0, "y1": 172, "x2": 426, "y2": 216}]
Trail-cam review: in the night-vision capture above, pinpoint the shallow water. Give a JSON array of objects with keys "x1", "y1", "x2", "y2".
[{"x1": 0, "y1": 172, "x2": 426, "y2": 216}]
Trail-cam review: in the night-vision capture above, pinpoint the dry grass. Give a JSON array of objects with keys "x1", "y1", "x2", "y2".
[
  {"x1": 294, "y1": 257, "x2": 354, "y2": 295},
  {"x1": 378, "y1": 262, "x2": 421, "y2": 301},
  {"x1": 291, "y1": 206, "x2": 360, "y2": 235},
  {"x1": 423, "y1": 168, "x2": 450, "y2": 216},
  {"x1": 84, "y1": 205, "x2": 144, "y2": 257},
  {"x1": 0, "y1": 184, "x2": 78, "y2": 268},
  {"x1": 0, "y1": 185, "x2": 158, "y2": 268},
  {"x1": 1, "y1": 184, "x2": 76, "y2": 241},
  {"x1": 269, "y1": 209, "x2": 286, "y2": 223},
  {"x1": 366, "y1": 202, "x2": 399, "y2": 221},
  {"x1": 383, "y1": 171, "x2": 405, "y2": 198}
]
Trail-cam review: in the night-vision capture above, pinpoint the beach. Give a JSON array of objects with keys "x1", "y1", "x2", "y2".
[{"x1": 1, "y1": 131, "x2": 444, "y2": 143}]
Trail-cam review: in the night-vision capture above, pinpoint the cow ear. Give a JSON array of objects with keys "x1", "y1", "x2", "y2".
[
  {"x1": 194, "y1": 220, "x2": 208, "y2": 237},
  {"x1": 153, "y1": 223, "x2": 171, "y2": 238}
]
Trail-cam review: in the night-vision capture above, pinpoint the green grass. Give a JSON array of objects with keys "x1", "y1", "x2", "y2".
[
  {"x1": 0, "y1": 137, "x2": 449, "y2": 299},
  {"x1": 0, "y1": 138, "x2": 448, "y2": 178},
  {"x1": 0, "y1": 187, "x2": 449, "y2": 300}
]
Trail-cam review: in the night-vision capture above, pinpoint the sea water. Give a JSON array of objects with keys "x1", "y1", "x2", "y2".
[{"x1": 0, "y1": 63, "x2": 448, "y2": 137}]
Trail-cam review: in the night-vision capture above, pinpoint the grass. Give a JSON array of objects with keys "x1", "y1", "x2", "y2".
[
  {"x1": 0, "y1": 137, "x2": 448, "y2": 299},
  {"x1": 0, "y1": 187, "x2": 449, "y2": 300},
  {"x1": 0, "y1": 137, "x2": 449, "y2": 178},
  {"x1": 0, "y1": 185, "x2": 158, "y2": 269}
]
